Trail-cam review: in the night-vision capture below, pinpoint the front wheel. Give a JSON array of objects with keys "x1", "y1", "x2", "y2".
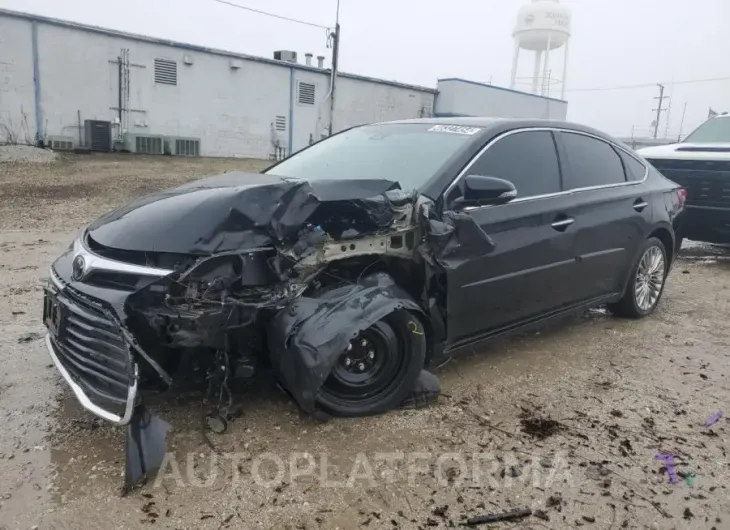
[
  {"x1": 316, "y1": 310, "x2": 426, "y2": 416},
  {"x1": 608, "y1": 237, "x2": 668, "y2": 318}
]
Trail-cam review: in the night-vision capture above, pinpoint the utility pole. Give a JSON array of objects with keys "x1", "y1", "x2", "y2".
[
  {"x1": 677, "y1": 101, "x2": 688, "y2": 142},
  {"x1": 652, "y1": 83, "x2": 669, "y2": 139},
  {"x1": 663, "y1": 94, "x2": 673, "y2": 139},
  {"x1": 327, "y1": 0, "x2": 341, "y2": 136}
]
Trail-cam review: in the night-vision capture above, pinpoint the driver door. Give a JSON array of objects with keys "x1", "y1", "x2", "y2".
[{"x1": 443, "y1": 129, "x2": 580, "y2": 345}]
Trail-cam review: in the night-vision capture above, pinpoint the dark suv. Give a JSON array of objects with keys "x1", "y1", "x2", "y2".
[{"x1": 43, "y1": 118, "x2": 685, "y2": 429}]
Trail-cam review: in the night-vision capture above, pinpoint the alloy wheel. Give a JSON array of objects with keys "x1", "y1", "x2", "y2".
[{"x1": 634, "y1": 246, "x2": 665, "y2": 311}]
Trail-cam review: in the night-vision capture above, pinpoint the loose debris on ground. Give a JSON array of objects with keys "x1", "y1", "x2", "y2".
[{"x1": 519, "y1": 405, "x2": 567, "y2": 439}]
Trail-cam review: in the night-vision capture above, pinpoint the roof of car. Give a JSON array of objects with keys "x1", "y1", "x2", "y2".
[
  {"x1": 379, "y1": 117, "x2": 506, "y2": 127},
  {"x1": 375, "y1": 117, "x2": 621, "y2": 145}
]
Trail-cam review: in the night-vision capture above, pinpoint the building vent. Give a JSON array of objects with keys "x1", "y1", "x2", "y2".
[
  {"x1": 47, "y1": 136, "x2": 75, "y2": 151},
  {"x1": 298, "y1": 82, "x2": 315, "y2": 105},
  {"x1": 122, "y1": 133, "x2": 165, "y2": 154},
  {"x1": 84, "y1": 120, "x2": 112, "y2": 152},
  {"x1": 165, "y1": 136, "x2": 201, "y2": 157},
  {"x1": 154, "y1": 58, "x2": 177, "y2": 85},
  {"x1": 275, "y1": 116, "x2": 286, "y2": 131}
]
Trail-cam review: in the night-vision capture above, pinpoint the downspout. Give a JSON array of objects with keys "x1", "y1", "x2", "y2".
[
  {"x1": 317, "y1": 63, "x2": 335, "y2": 138},
  {"x1": 288, "y1": 67, "x2": 295, "y2": 155},
  {"x1": 118, "y1": 56, "x2": 123, "y2": 125},
  {"x1": 327, "y1": 22, "x2": 340, "y2": 136},
  {"x1": 31, "y1": 22, "x2": 44, "y2": 146}
]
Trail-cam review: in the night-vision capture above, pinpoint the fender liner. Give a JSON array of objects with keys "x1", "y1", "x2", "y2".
[{"x1": 267, "y1": 272, "x2": 425, "y2": 412}]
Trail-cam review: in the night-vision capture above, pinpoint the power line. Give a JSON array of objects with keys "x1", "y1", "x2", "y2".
[
  {"x1": 211, "y1": 0, "x2": 331, "y2": 29},
  {"x1": 567, "y1": 76, "x2": 730, "y2": 93}
]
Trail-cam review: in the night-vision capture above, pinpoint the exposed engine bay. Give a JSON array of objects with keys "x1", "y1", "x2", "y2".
[{"x1": 46, "y1": 172, "x2": 496, "y2": 489}]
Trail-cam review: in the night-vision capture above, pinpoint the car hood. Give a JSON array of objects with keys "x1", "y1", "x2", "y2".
[
  {"x1": 638, "y1": 142, "x2": 730, "y2": 160},
  {"x1": 86, "y1": 171, "x2": 403, "y2": 254}
]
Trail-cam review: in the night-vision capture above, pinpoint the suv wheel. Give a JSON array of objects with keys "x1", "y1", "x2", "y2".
[
  {"x1": 609, "y1": 237, "x2": 668, "y2": 318},
  {"x1": 316, "y1": 310, "x2": 426, "y2": 416}
]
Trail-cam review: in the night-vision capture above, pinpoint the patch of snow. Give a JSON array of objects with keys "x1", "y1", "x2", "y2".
[{"x1": 0, "y1": 145, "x2": 58, "y2": 164}]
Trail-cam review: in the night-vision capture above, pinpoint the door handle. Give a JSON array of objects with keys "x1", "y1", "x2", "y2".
[
  {"x1": 633, "y1": 199, "x2": 648, "y2": 212},
  {"x1": 551, "y1": 217, "x2": 575, "y2": 230}
]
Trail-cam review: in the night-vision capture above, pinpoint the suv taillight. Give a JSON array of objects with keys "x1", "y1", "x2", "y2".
[{"x1": 677, "y1": 188, "x2": 687, "y2": 209}]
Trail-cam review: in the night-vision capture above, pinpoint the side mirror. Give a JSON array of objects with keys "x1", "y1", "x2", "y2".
[{"x1": 456, "y1": 175, "x2": 517, "y2": 207}]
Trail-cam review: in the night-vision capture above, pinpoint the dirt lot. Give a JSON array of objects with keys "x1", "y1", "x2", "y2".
[{"x1": 1, "y1": 153, "x2": 729, "y2": 530}]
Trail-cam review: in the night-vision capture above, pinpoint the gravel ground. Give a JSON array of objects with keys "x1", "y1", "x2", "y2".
[{"x1": 1, "y1": 154, "x2": 729, "y2": 530}]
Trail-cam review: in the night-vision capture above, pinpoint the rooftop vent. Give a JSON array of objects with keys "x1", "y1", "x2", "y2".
[{"x1": 274, "y1": 50, "x2": 297, "y2": 63}]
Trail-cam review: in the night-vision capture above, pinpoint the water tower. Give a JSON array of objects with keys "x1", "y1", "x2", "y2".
[{"x1": 509, "y1": 0, "x2": 572, "y2": 99}]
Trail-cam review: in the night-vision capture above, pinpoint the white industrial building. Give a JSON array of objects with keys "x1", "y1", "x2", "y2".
[{"x1": 0, "y1": 8, "x2": 568, "y2": 159}]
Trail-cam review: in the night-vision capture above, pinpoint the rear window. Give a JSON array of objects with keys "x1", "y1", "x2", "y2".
[
  {"x1": 683, "y1": 117, "x2": 730, "y2": 143},
  {"x1": 266, "y1": 123, "x2": 480, "y2": 191},
  {"x1": 560, "y1": 132, "x2": 626, "y2": 189}
]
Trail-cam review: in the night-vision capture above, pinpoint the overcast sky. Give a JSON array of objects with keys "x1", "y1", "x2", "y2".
[{"x1": 2, "y1": 0, "x2": 728, "y2": 138}]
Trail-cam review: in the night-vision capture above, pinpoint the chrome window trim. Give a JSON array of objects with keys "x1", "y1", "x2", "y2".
[
  {"x1": 445, "y1": 127, "x2": 649, "y2": 212},
  {"x1": 74, "y1": 236, "x2": 174, "y2": 278}
]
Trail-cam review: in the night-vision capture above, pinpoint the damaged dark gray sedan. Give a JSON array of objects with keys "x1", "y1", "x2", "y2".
[{"x1": 43, "y1": 118, "x2": 685, "y2": 484}]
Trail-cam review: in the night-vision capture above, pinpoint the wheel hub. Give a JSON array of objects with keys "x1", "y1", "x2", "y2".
[{"x1": 340, "y1": 336, "x2": 379, "y2": 374}]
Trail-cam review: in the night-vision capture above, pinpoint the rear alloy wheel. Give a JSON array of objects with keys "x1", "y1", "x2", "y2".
[
  {"x1": 608, "y1": 237, "x2": 668, "y2": 318},
  {"x1": 316, "y1": 310, "x2": 426, "y2": 417}
]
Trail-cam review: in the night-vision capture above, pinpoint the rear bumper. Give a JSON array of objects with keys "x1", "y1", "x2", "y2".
[
  {"x1": 45, "y1": 333, "x2": 138, "y2": 424},
  {"x1": 682, "y1": 205, "x2": 730, "y2": 243}
]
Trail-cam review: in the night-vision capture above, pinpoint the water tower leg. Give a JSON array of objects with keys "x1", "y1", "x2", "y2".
[
  {"x1": 542, "y1": 33, "x2": 552, "y2": 96},
  {"x1": 532, "y1": 50, "x2": 542, "y2": 94},
  {"x1": 510, "y1": 41, "x2": 520, "y2": 89},
  {"x1": 561, "y1": 40, "x2": 570, "y2": 100}
]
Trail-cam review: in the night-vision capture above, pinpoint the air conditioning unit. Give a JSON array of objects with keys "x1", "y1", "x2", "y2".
[
  {"x1": 122, "y1": 133, "x2": 165, "y2": 155},
  {"x1": 84, "y1": 120, "x2": 112, "y2": 152},
  {"x1": 47, "y1": 135, "x2": 75, "y2": 151},
  {"x1": 165, "y1": 136, "x2": 201, "y2": 157},
  {"x1": 273, "y1": 50, "x2": 297, "y2": 63}
]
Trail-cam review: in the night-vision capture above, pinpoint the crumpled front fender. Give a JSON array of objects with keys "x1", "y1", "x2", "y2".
[{"x1": 267, "y1": 272, "x2": 425, "y2": 412}]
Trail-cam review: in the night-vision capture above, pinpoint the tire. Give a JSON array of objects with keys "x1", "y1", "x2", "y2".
[
  {"x1": 608, "y1": 237, "x2": 668, "y2": 319},
  {"x1": 316, "y1": 309, "x2": 426, "y2": 416}
]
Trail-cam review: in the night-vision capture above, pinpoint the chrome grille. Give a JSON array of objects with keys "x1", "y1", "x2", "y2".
[{"x1": 44, "y1": 281, "x2": 136, "y2": 420}]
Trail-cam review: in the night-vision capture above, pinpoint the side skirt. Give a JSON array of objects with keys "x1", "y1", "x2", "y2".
[{"x1": 441, "y1": 293, "x2": 621, "y2": 358}]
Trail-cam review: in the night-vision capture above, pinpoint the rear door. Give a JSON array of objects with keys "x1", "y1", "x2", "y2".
[
  {"x1": 554, "y1": 131, "x2": 652, "y2": 300},
  {"x1": 444, "y1": 130, "x2": 580, "y2": 344}
]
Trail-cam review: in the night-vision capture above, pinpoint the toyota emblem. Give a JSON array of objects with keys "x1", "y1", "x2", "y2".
[{"x1": 71, "y1": 255, "x2": 86, "y2": 281}]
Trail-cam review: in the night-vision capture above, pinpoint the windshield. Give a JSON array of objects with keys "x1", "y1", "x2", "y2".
[
  {"x1": 265, "y1": 123, "x2": 481, "y2": 191},
  {"x1": 683, "y1": 117, "x2": 730, "y2": 143}
]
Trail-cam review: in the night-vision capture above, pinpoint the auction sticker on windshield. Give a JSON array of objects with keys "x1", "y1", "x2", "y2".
[{"x1": 428, "y1": 125, "x2": 482, "y2": 135}]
